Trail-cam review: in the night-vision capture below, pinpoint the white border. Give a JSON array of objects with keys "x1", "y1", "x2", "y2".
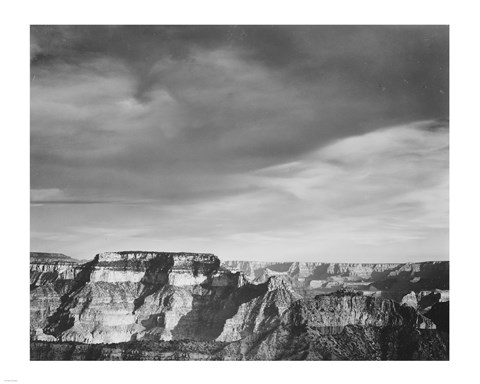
[{"x1": 2, "y1": 1, "x2": 479, "y2": 383}]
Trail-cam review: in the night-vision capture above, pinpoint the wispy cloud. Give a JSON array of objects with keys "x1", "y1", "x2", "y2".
[{"x1": 31, "y1": 120, "x2": 448, "y2": 262}]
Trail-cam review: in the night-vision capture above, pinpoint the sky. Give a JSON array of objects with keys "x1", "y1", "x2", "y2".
[{"x1": 30, "y1": 25, "x2": 449, "y2": 262}]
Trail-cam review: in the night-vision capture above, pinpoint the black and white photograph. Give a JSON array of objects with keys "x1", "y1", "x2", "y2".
[{"x1": 28, "y1": 24, "x2": 450, "y2": 361}]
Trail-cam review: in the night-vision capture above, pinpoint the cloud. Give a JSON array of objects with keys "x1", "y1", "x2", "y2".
[
  {"x1": 30, "y1": 47, "x2": 322, "y2": 204},
  {"x1": 248, "y1": 120, "x2": 448, "y2": 237},
  {"x1": 31, "y1": 120, "x2": 448, "y2": 262},
  {"x1": 30, "y1": 26, "x2": 448, "y2": 261},
  {"x1": 30, "y1": 42, "x2": 446, "y2": 203}
]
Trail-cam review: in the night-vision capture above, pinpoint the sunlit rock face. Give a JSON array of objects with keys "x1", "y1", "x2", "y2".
[{"x1": 90, "y1": 268, "x2": 144, "y2": 283}]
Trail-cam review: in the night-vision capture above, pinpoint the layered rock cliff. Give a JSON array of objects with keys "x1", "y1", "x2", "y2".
[
  {"x1": 30, "y1": 252, "x2": 449, "y2": 360},
  {"x1": 31, "y1": 252, "x2": 298, "y2": 344}
]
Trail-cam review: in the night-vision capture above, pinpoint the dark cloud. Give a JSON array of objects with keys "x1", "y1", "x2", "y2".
[{"x1": 31, "y1": 25, "x2": 448, "y2": 108}]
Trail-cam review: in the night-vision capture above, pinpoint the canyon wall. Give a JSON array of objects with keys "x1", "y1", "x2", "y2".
[{"x1": 30, "y1": 252, "x2": 449, "y2": 360}]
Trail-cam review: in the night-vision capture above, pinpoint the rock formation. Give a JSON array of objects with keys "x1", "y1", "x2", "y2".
[
  {"x1": 30, "y1": 252, "x2": 449, "y2": 360},
  {"x1": 31, "y1": 252, "x2": 298, "y2": 344},
  {"x1": 223, "y1": 260, "x2": 449, "y2": 299},
  {"x1": 220, "y1": 291, "x2": 446, "y2": 360}
]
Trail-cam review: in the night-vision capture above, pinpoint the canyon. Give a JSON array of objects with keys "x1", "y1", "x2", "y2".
[{"x1": 30, "y1": 252, "x2": 449, "y2": 360}]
